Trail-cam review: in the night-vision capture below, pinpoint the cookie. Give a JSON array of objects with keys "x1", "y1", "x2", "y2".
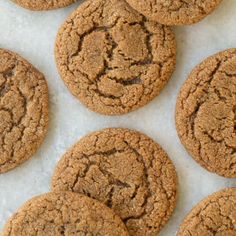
[
  {"x1": 126, "y1": 0, "x2": 223, "y2": 25},
  {"x1": 55, "y1": 0, "x2": 176, "y2": 115},
  {"x1": 178, "y1": 188, "x2": 236, "y2": 235},
  {"x1": 1, "y1": 191, "x2": 129, "y2": 236},
  {"x1": 176, "y1": 49, "x2": 236, "y2": 178},
  {"x1": 11, "y1": 0, "x2": 77, "y2": 11},
  {"x1": 52, "y1": 128, "x2": 178, "y2": 236},
  {"x1": 0, "y1": 49, "x2": 49, "y2": 173}
]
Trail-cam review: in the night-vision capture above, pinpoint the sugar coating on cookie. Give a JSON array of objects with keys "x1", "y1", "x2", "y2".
[
  {"x1": 126, "y1": 0, "x2": 222, "y2": 25},
  {"x1": 2, "y1": 192, "x2": 129, "y2": 236},
  {"x1": 11, "y1": 0, "x2": 77, "y2": 11},
  {"x1": 55, "y1": 0, "x2": 176, "y2": 115},
  {"x1": 176, "y1": 49, "x2": 236, "y2": 178},
  {"x1": 178, "y1": 188, "x2": 236, "y2": 235},
  {"x1": 52, "y1": 128, "x2": 178, "y2": 236},
  {"x1": 0, "y1": 49, "x2": 49, "y2": 173}
]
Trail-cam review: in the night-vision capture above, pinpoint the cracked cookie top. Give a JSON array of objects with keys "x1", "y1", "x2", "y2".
[
  {"x1": 11, "y1": 0, "x2": 77, "y2": 10},
  {"x1": 1, "y1": 192, "x2": 129, "y2": 236},
  {"x1": 176, "y1": 49, "x2": 236, "y2": 178},
  {"x1": 178, "y1": 188, "x2": 236, "y2": 235},
  {"x1": 0, "y1": 49, "x2": 49, "y2": 173},
  {"x1": 126, "y1": 0, "x2": 223, "y2": 25},
  {"x1": 55, "y1": 0, "x2": 176, "y2": 115},
  {"x1": 52, "y1": 128, "x2": 178, "y2": 236}
]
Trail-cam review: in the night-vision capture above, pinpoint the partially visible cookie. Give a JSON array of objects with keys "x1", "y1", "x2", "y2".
[
  {"x1": 126, "y1": 0, "x2": 223, "y2": 25},
  {"x1": 55, "y1": 0, "x2": 176, "y2": 115},
  {"x1": 52, "y1": 128, "x2": 178, "y2": 236},
  {"x1": 176, "y1": 49, "x2": 236, "y2": 178},
  {"x1": 178, "y1": 188, "x2": 236, "y2": 235},
  {"x1": 0, "y1": 48, "x2": 49, "y2": 173},
  {"x1": 1, "y1": 191, "x2": 129, "y2": 236},
  {"x1": 11, "y1": 0, "x2": 77, "y2": 11}
]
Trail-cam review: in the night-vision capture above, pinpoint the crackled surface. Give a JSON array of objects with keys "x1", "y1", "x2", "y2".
[
  {"x1": 55, "y1": 0, "x2": 176, "y2": 115},
  {"x1": 52, "y1": 128, "x2": 178, "y2": 236},
  {"x1": 126, "y1": 0, "x2": 222, "y2": 25},
  {"x1": 0, "y1": 49, "x2": 49, "y2": 173},
  {"x1": 11, "y1": 0, "x2": 77, "y2": 10},
  {"x1": 178, "y1": 188, "x2": 236, "y2": 235},
  {"x1": 1, "y1": 192, "x2": 129, "y2": 236},
  {"x1": 176, "y1": 49, "x2": 236, "y2": 178}
]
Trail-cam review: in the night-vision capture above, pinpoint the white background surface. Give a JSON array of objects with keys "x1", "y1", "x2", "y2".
[{"x1": 0, "y1": 0, "x2": 235, "y2": 235}]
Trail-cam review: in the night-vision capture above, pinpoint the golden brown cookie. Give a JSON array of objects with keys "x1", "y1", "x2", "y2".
[
  {"x1": 126, "y1": 0, "x2": 223, "y2": 25},
  {"x1": 11, "y1": 0, "x2": 77, "y2": 11},
  {"x1": 52, "y1": 128, "x2": 178, "y2": 236},
  {"x1": 0, "y1": 49, "x2": 49, "y2": 173},
  {"x1": 178, "y1": 188, "x2": 236, "y2": 236},
  {"x1": 55, "y1": 0, "x2": 176, "y2": 115},
  {"x1": 1, "y1": 191, "x2": 129, "y2": 236},
  {"x1": 176, "y1": 49, "x2": 236, "y2": 178}
]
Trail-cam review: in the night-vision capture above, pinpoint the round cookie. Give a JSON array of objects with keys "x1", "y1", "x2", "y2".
[
  {"x1": 178, "y1": 188, "x2": 236, "y2": 235},
  {"x1": 126, "y1": 0, "x2": 223, "y2": 25},
  {"x1": 52, "y1": 128, "x2": 178, "y2": 236},
  {"x1": 11, "y1": 0, "x2": 77, "y2": 11},
  {"x1": 1, "y1": 191, "x2": 129, "y2": 236},
  {"x1": 0, "y1": 49, "x2": 49, "y2": 173},
  {"x1": 55, "y1": 0, "x2": 176, "y2": 115},
  {"x1": 176, "y1": 49, "x2": 236, "y2": 178}
]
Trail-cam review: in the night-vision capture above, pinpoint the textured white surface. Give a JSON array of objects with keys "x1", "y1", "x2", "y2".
[{"x1": 0, "y1": 0, "x2": 235, "y2": 235}]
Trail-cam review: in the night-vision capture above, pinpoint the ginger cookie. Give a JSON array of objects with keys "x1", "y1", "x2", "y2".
[
  {"x1": 52, "y1": 128, "x2": 178, "y2": 236},
  {"x1": 178, "y1": 188, "x2": 236, "y2": 235},
  {"x1": 126, "y1": 0, "x2": 222, "y2": 25},
  {"x1": 1, "y1": 191, "x2": 129, "y2": 236},
  {"x1": 11, "y1": 0, "x2": 77, "y2": 11},
  {"x1": 0, "y1": 49, "x2": 49, "y2": 173},
  {"x1": 55, "y1": 0, "x2": 176, "y2": 115},
  {"x1": 176, "y1": 49, "x2": 236, "y2": 178}
]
